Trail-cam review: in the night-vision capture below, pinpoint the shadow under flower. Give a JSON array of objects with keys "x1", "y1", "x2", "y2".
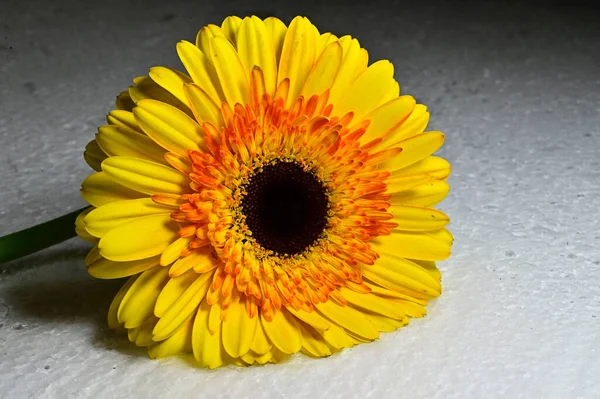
[
  {"x1": 5, "y1": 269, "x2": 122, "y2": 324},
  {"x1": 1, "y1": 258, "x2": 153, "y2": 358},
  {"x1": 0, "y1": 240, "x2": 90, "y2": 275},
  {"x1": 2, "y1": 251, "x2": 344, "y2": 367}
]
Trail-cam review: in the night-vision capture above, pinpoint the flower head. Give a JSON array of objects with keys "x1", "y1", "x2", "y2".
[{"x1": 77, "y1": 15, "x2": 452, "y2": 367}]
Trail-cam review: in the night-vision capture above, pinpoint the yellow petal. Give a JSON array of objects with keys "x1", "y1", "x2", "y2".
[
  {"x1": 390, "y1": 181, "x2": 450, "y2": 207},
  {"x1": 312, "y1": 23, "x2": 324, "y2": 57},
  {"x1": 388, "y1": 204, "x2": 449, "y2": 231},
  {"x1": 370, "y1": 247, "x2": 442, "y2": 293},
  {"x1": 153, "y1": 271, "x2": 212, "y2": 341},
  {"x1": 84, "y1": 198, "x2": 173, "y2": 238},
  {"x1": 277, "y1": 16, "x2": 318, "y2": 107},
  {"x1": 360, "y1": 96, "x2": 416, "y2": 142},
  {"x1": 298, "y1": 322, "x2": 332, "y2": 357},
  {"x1": 154, "y1": 269, "x2": 199, "y2": 317},
  {"x1": 320, "y1": 324, "x2": 352, "y2": 350},
  {"x1": 409, "y1": 259, "x2": 442, "y2": 281},
  {"x1": 240, "y1": 351, "x2": 273, "y2": 365},
  {"x1": 81, "y1": 171, "x2": 143, "y2": 208},
  {"x1": 315, "y1": 300, "x2": 379, "y2": 341},
  {"x1": 168, "y1": 247, "x2": 214, "y2": 276},
  {"x1": 149, "y1": 319, "x2": 192, "y2": 359},
  {"x1": 364, "y1": 312, "x2": 408, "y2": 333},
  {"x1": 208, "y1": 302, "x2": 222, "y2": 335},
  {"x1": 90, "y1": 247, "x2": 107, "y2": 268},
  {"x1": 271, "y1": 348, "x2": 291, "y2": 364},
  {"x1": 253, "y1": 350, "x2": 273, "y2": 365},
  {"x1": 209, "y1": 36, "x2": 250, "y2": 107},
  {"x1": 428, "y1": 227, "x2": 453, "y2": 245},
  {"x1": 106, "y1": 110, "x2": 140, "y2": 132},
  {"x1": 222, "y1": 296, "x2": 258, "y2": 358},
  {"x1": 364, "y1": 282, "x2": 428, "y2": 305},
  {"x1": 192, "y1": 251, "x2": 218, "y2": 273},
  {"x1": 381, "y1": 132, "x2": 445, "y2": 172},
  {"x1": 362, "y1": 265, "x2": 439, "y2": 299},
  {"x1": 230, "y1": 357, "x2": 248, "y2": 367},
  {"x1": 102, "y1": 156, "x2": 189, "y2": 196},
  {"x1": 118, "y1": 266, "x2": 169, "y2": 328},
  {"x1": 192, "y1": 299, "x2": 225, "y2": 369},
  {"x1": 346, "y1": 333, "x2": 367, "y2": 345},
  {"x1": 320, "y1": 32, "x2": 338, "y2": 48},
  {"x1": 396, "y1": 156, "x2": 451, "y2": 180},
  {"x1": 160, "y1": 236, "x2": 192, "y2": 266},
  {"x1": 128, "y1": 316, "x2": 157, "y2": 346},
  {"x1": 386, "y1": 104, "x2": 430, "y2": 143},
  {"x1": 338, "y1": 287, "x2": 406, "y2": 320},
  {"x1": 99, "y1": 214, "x2": 179, "y2": 262},
  {"x1": 329, "y1": 37, "x2": 368, "y2": 106},
  {"x1": 164, "y1": 152, "x2": 192, "y2": 175},
  {"x1": 133, "y1": 99, "x2": 203, "y2": 157},
  {"x1": 183, "y1": 83, "x2": 225, "y2": 129},
  {"x1": 261, "y1": 309, "x2": 302, "y2": 354},
  {"x1": 176, "y1": 40, "x2": 224, "y2": 105},
  {"x1": 385, "y1": 174, "x2": 433, "y2": 194},
  {"x1": 250, "y1": 319, "x2": 272, "y2": 355},
  {"x1": 128, "y1": 76, "x2": 190, "y2": 114},
  {"x1": 239, "y1": 353, "x2": 255, "y2": 365},
  {"x1": 88, "y1": 255, "x2": 160, "y2": 279},
  {"x1": 378, "y1": 79, "x2": 400, "y2": 107},
  {"x1": 333, "y1": 60, "x2": 395, "y2": 120},
  {"x1": 337, "y1": 36, "x2": 352, "y2": 54},
  {"x1": 377, "y1": 228, "x2": 452, "y2": 261},
  {"x1": 115, "y1": 90, "x2": 135, "y2": 112},
  {"x1": 84, "y1": 140, "x2": 107, "y2": 171},
  {"x1": 301, "y1": 41, "x2": 342, "y2": 98},
  {"x1": 75, "y1": 208, "x2": 97, "y2": 243},
  {"x1": 96, "y1": 125, "x2": 167, "y2": 165},
  {"x1": 264, "y1": 17, "x2": 287, "y2": 66},
  {"x1": 221, "y1": 16, "x2": 242, "y2": 45},
  {"x1": 196, "y1": 24, "x2": 227, "y2": 55},
  {"x1": 285, "y1": 306, "x2": 331, "y2": 331},
  {"x1": 108, "y1": 275, "x2": 137, "y2": 331},
  {"x1": 390, "y1": 299, "x2": 427, "y2": 318},
  {"x1": 237, "y1": 16, "x2": 277, "y2": 96},
  {"x1": 84, "y1": 245, "x2": 102, "y2": 266},
  {"x1": 149, "y1": 66, "x2": 192, "y2": 108}
]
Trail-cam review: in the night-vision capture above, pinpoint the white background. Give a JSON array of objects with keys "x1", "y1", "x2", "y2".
[{"x1": 1, "y1": 1, "x2": 599, "y2": 398}]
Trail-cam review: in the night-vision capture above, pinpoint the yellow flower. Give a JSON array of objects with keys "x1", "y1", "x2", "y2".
[{"x1": 76, "y1": 15, "x2": 453, "y2": 368}]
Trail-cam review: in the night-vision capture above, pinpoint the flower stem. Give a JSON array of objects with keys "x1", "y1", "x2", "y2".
[{"x1": 0, "y1": 207, "x2": 89, "y2": 264}]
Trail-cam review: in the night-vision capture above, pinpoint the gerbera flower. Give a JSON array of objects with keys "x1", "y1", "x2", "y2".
[{"x1": 76, "y1": 15, "x2": 452, "y2": 368}]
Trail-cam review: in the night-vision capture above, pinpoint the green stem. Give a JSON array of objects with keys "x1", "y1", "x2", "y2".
[{"x1": 0, "y1": 207, "x2": 89, "y2": 264}]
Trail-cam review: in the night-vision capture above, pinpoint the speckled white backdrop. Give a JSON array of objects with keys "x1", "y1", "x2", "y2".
[{"x1": 1, "y1": 1, "x2": 599, "y2": 398}]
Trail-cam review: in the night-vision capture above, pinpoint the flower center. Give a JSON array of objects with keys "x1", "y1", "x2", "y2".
[{"x1": 240, "y1": 160, "x2": 329, "y2": 256}]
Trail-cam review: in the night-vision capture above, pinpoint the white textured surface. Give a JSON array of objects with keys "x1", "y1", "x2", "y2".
[{"x1": 1, "y1": 1, "x2": 599, "y2": 398}]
